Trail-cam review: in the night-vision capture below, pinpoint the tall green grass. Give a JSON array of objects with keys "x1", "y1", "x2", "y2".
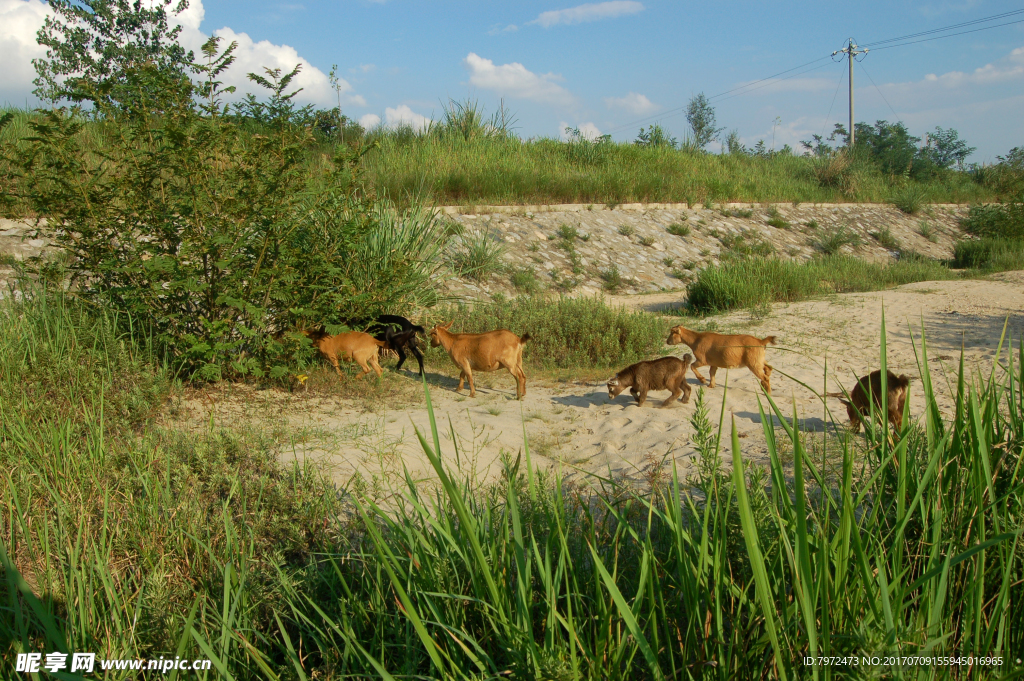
[
  {"x1": 439, "y1": 295, "x2": 669, "y2": 368},
  {"x1": 0, "y1": 107, "x2": 998, "y2": 213},
  {"x1": 686, "y1": 254, "x2": 960, "y2": 314},
  {"x1": 3, "y1": 289, "x2": 1022, "y2": 678}
]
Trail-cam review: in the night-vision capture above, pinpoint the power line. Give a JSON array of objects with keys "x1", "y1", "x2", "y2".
[
  {"x1": 821, "y1": 67, "x2": 845, "y2": 137},
  {"x1": 602, "y1": 8, "x2": 1024, "y2": 138},
  {"x1": 857, "y1": 60, "x2": 902, "y2": 124},
  {"x1": 601, "y1": 56, "x2": 831, "y2": 136},
  {"x1": 868, "y1": 18, "x2": 1024, "y2": 52},
  {"x1": 860, "y1": 8, "x2": 1024, "y2": 47}
]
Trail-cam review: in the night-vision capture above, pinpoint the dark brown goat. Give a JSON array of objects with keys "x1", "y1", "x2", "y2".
[
  {"x1": 607, "y1": 355, "x2": 694, "y2": 408},
  {"x1": 834, "y1": 370, "x2": 912, "y2": 432}
]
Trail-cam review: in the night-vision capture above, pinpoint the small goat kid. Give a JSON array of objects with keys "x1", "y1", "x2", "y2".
[
  {"x1": 306, "y1": 329, "x2": 385, "y2": 379},
  {"x1": 429, "y1": 322, "x2": 530, "y2": 400},
  {"x1": 835, "y1": 370, "x2": 912, "y2": 433},
  {"x1": 608, "y1": 354, "x2": 694, "y2": 408},
  {"x1": 666, "y1": 325, "x2": 776, "y2": 394},
  {"x1": 367, "y1": 315, "x2": 426, "y2": 375}
]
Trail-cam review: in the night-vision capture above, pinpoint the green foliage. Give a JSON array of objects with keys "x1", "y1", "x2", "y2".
[
  {"x1": 718, "y1": 229, "x2": 776, "y2": 259},
  {"x1": 4, "y1": 289, "x2": 1022, "y2": 676},
  {"x1": 809, "y1": 149, "x2": 856, "y2": 195},
  {"x1": 445, "y1": 295, "x2": 666, "y2": 368},
  {"x1": 810, "y1": 225, "x2": 862, "y2": 254},
  {"x1": 617, "y1": 224, "x2": 635, "y2": 237},
  {"x1": 446, "y1": 226, "x2": 506, "y2": 281},
  {"x1": 638, "y1": 235, "x2": 656, "y2": 247},
  {"x1": 765, "y1": 206, "x2": 790, "y2": 229},
  {"x1": 685, "y1": 92, "x2": 724, "y2": 149},
  {"x1": 509, "y1": 265, "x2": 539, "y2": 293},
  {"x1": 10, "y1": 23, "x2": 447, "y2": 380},
  {"x1": 633, "y1": 123, "x2": 677, "y2": 149},
  {"x1": 960, "y1": 197, "x2": 1024, "y2": 239},
  {"x1": 891, "y1": 183, "x2": 926, "y2": 214},
  {"x1": 666, "y1": 222, "x2": 690, "y2": 237},
  {"x1": 917, "y1": 220, "x2": 938, "y2": 242},
  {"x1": 600, "y1": 265, "x2": 623, "y2": 291},
  {"x1": 922, "y1": 126, "x2": 976, "y2": 170},
  {"x1": 33, "y1": 0, "x2": 194, "y2": 113},
  {"x1": 952, "y1": 237, "x2": 1024, "y2": 271},
  {"x1": 556, "y1": 223, "x2": 579, "y2": 241},
  {"x1": 871, "y1": 226, "x2": 901, "y2": 251},
  {"x1": 686, "y1": 254, "x2": 957, "y2": 314}
]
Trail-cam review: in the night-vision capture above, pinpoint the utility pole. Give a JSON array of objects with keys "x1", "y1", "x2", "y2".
[{"x1": 832, "y1": 39, "x2": 868, "y2": 148}]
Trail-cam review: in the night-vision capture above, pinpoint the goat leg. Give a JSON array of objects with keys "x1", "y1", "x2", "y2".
[
  {"x1": 410, "y1": 345, "x2": 425, "y2": 376},
  {"x1": 661, "y1": 388, "x2": 682, "y2": 408},
  {"x1": 690, "y1": 364, "x2": 709, "y2": 386},
  {"x1": 394, "y1": 346, "x2": 407, "y2": 371},
  {"x1": 708, "y1": 366, "x2": 718, "y2": 389}
]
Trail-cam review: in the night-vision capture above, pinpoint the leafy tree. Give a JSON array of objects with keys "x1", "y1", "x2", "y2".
[
  {"x1": 33, "y1": 0, "x2": 194, "y2": 114},
  {"x1": 724, "y1": 129, "x2": 746, "y2": 155},
  {"x1": 634, "y1": 123, "x2": 677, "y2": 149},
  {"x1": 922, "y1": 127, "x2": 975, "y2": 170},
  {"x1": 13, "y1": 0, "x2": 446, "y2": 380},
  {"x1": 685, "y1": 93, "x2": 724, "y2": 149},
  {"x1": 232, "y1": 64, "x2": 312, "y2": 127}
]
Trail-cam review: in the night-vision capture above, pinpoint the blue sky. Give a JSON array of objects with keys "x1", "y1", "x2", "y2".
[{"x1": 2, "y1": 0, "x2": 1022, "y2": 161}]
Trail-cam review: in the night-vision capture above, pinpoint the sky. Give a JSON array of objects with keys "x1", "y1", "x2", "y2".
[{"x1": 1, "y1": 0, "x2": 1023, "y2": 162}]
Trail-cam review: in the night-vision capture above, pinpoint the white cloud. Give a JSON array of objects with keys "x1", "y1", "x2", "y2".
[
  {"x1": 559, "y1": 121, "x2": 602, "y2": 140},
  {"x1": 488, "y1": 23, "x2": 519, "y2": 35},
  {"x1": 530, "y1": 1, "x2": 643, "y2": 28},
  {"x1": 384, "y1": 104, "x2": 432, "y2": 131},
  {"x1": 920, "y1": 46, "x2": 1024, "y2": 87},
  {"x1": 351, "y1": 63, "x2": 376, "y2": 74},
  {"x1": 0, "y1": 0, "x2": 49, "y2": 103},
  {"x1": 0, "y1": 0, "x2": 362, "y2": 108},
  {"x1": 359, "y1": 113, "x2": 381, "y2": 129},
  {"x1": 463, "y1": 52, "x2": 574, "y2": 106},
  {"x1": 604, "y1": 92, "x2": 657, "y2": 115}
]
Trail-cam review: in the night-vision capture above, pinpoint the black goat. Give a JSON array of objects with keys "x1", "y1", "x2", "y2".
[{"x1": 365, "y1": 315, "x2": 425, "y2": 375}]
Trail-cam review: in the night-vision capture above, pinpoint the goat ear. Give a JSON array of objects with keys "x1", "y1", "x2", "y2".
[
  {"x1": 607, "y1": 378, "x2": 618, "y2": 386},
  {"x1": 443, "y1": 320, "x2": 454, "y2": 330}
]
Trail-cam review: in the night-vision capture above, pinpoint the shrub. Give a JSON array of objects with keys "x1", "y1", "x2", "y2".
[
  {"x1": 686, "y1": 254, "x2": 956, "y2": 314},
  {"x1": 811, "y1": 150, "x2": 855, "y2": 194},
  {"x1": 718, "y1": 229, "x2": 775, "y2": 259},
  {"x1": 870, "y1": 226, "x2": 900, "y2": 251},
  {"x1": 766, "y1": 215, "x2": 790, "y2": 229},
  {"x1": 600, "y1": 265, "x2": 623, "y2": 291},
  {"x1": 618, "y1": 225, "x2": 635, "y2": 237},
  {"x1": 509, "y1": 265, "x2": 539, "y2": 293},
  {"x1": 959, "y1": 197, "x2": 1024, "y2": 239},
  {"x1": 557, "y1": 223, "x2": 579, "y2": 241},
  {"x1": 952, "y1": 238, "x2": 1024, "y2": 271},
  {"x1": 917, "y1": 221, "x2": 938, "y2": 242},
  {"x1": 810, "y1": 226, "x2": 861, "y2": 254},
  {"x1": 447, "y1": 227, "x2": 506, "y2": 281},
  {"x1": 666, "y1": 223, "x2": 691, "y2": 237},
  {"x1": 891, "y1": 184, "x2": 926, "y2": 214},
  {"x1": 638, "y1": 235, "x2": 656, "y2": 247}
]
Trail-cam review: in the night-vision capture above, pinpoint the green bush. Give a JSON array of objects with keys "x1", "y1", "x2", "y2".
[
  {"x1": 959, "y1": 197, "x2": 1024, "y2": 239},
  {"x1": 810, "y1": 225, "x2": 862, "y2": 254},
  {"x1": 952, "y1": 238, "x2": 1024, "y2": 271},
  {"x1": 666, "y1": 223, "x2": 690, "y2": 237},
  {"x1": 446, "y1": 226, "x2": 505, "y2": 280},
  {"x1": 443, "y1": 295, "x2": 667, "y2": 368},
  {"x1": 687, "y1": 254, "x2": 957, "y2": 314},
  {"x1": 891, "y1": 183, "x2": 926, "y2": 214}
]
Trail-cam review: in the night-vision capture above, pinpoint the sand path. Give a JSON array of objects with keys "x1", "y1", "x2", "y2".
[{"x1": 167, "y1": 271, "x2": 1024, "y2": 487}]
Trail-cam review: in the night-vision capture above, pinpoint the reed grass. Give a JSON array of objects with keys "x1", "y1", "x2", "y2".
[
  {"x1": 2, "y1": 288, "x2": 1022, "y2": 679},
  {"x1": 0, "y1": 107, "x2": 999, "y2": 214}
]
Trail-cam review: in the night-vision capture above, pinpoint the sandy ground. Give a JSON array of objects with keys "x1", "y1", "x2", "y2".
[{"x1": 165, "y1": 271, "x2": 1024, "y2": 487}]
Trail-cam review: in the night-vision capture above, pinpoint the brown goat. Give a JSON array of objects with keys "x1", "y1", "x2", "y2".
[
  {"x1": 836, "y1": 370, "x2": 912, "y2": 432},
  {"x1": 666, "y1": 325, "x2": 776, "y2": 394},
  {"x1": 306, "y1": 328, "x2": 385, "y2": 379},
  {"x1": 429, "y1": 322, "x2": 531, "y2": 399},
  {"x1": 607, "y1": 354, "x2": 694, "y2": 408}
]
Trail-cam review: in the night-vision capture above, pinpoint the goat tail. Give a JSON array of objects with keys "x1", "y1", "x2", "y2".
[
  {"x1": 373, "y1": 339, "x2": 387, "y2": 348},
  {"x1": 761, "y1": 335, "x2": 777, "y2": 346},
  {"x1": 519, "y1": 332, "x2": 532, "y2": 344}
]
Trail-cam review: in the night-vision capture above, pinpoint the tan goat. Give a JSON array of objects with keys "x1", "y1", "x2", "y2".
[
  {"x1": 306, "y1": 328, "x2": 385, "y2": 379},
  {"x1": 429, "y1": 322, "x2": 531, "y2": 399},
  {"x1": 666, "y1": 325, "x2": 776, "y2": 394}
]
